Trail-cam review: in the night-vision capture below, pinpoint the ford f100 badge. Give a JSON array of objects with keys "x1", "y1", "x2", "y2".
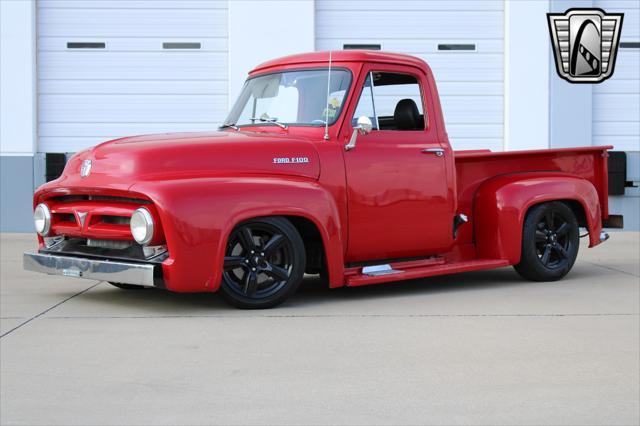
[{"x1": 273, "y1": 157, "x2": 309, "y2": 164}]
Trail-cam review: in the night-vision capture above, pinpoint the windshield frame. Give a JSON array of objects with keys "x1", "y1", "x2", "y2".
[{"x1": 225, "y1": 66, "x2": 354, "y2": 129}]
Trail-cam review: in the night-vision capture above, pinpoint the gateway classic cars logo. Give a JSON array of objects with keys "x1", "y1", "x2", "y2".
[{"x1": 547, "y1": 8, "x2": 623, "y2": 83}]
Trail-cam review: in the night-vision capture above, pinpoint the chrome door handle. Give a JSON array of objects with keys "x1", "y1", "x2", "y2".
[{"x1": 421, "y1": 148, "x2": 444, "y2": 157}]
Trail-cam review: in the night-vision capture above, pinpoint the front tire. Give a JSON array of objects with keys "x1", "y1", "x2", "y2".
[
  {"x1": 220, "y1": 217, "x2": 306, "y2": 309},
  {"x1": 514, "y1": 201, "x2": 579, "y2": 281}
]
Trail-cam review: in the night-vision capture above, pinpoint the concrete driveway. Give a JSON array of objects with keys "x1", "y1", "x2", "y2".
[{"x1": 1, "y1": 233, "x2": 638, "y2": 425}]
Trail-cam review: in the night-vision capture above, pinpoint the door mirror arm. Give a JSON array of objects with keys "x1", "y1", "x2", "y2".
[{"x1": 345, "y1": 116, "x2": 373, "y2": 151}]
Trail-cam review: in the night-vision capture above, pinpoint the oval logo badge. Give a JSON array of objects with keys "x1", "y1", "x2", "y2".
[{"x1": 80, "y1": 159, "x2": 92, "y2": 178}]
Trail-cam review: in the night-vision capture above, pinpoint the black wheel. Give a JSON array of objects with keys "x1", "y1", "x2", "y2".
[
  {"x1": 108, "y1": 282, "x2": 148, "y2": 290},
  {"x1": 514, "y1": 201, "x2": 579, "y2": 281},
  {"x1": 220, "y1": 217, "x2": 305, "y2": 309}
]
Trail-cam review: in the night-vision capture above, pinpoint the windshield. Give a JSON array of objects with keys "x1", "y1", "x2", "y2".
[{"x1": 224, "y1": 69, "x2": 352, "y2": 128}]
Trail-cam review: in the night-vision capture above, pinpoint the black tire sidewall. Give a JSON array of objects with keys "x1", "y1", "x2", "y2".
[
  {"x1": 515, "y1": 201, "x2": 580, "y2": 281},
  {"x1": 220, "y1": 217, "x2": 306, "y2": 309}
]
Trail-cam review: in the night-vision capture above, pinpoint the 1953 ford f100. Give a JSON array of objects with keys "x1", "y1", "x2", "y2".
[{"x1": 24, "y1": 51, "x2": 619, "y2": 308}]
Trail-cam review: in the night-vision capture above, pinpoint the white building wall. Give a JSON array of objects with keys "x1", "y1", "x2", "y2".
[
  {"x1": 228, "y1": 0, "x2": 315, "y2": 109},
  {"x1": 504, "y1": 0, "x2": 550, "y2": 151},
  {"x1": 0, "y1": 0, "x2": 37, "y2": 232},
  {"x1": 0, "y1": 0, "x2": 36, "y2": 155},
  {"x1": 0, "y1": 0, "x2": 638, "y2": 231}
]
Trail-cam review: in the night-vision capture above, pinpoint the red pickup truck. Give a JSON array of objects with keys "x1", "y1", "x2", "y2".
[{"x1": 24, "y1": 51, "x2": 617, "y2": 308}]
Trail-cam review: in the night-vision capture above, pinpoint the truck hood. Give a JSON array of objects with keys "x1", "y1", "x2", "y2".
[{"x1": 58, "y1": 131, "x2": 321, "y2": 188}]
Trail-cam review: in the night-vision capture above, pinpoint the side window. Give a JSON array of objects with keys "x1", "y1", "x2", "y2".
[
  {"x1": 352, "y1": 72, "x2": 425, "y2": 131},
  {"x1": 352, "y1": 73, "x2": 378, "y2": 129}
]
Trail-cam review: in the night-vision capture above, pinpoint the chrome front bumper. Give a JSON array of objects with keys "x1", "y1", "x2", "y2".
[{"x1": 23, "y1": 251, "x2": 158, "y2": 287}]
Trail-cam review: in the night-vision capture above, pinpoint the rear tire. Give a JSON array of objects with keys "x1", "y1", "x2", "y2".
[
  {"x1": 220, "y1": 217, "x2": 306, "y2": 309},
  {"x1": 514, "y1": 201, "x2": 579, "y2": 281}
]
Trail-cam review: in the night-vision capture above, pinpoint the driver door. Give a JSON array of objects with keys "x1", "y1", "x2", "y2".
[{"x1": 343, "y1": 67, "x2": 454, "y2": 263}]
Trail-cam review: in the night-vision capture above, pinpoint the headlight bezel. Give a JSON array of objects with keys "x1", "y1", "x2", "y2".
[
  {"x1": 34, "y1": 203, "x2": 52, "y2": 236},
  {"x1": 130, "y1": 207, "x2": 154, "y2": 245}
]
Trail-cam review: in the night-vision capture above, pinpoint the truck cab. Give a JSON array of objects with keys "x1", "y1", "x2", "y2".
[{"x1": 24, "y1": 51, "x2": 614, "y2": 308}]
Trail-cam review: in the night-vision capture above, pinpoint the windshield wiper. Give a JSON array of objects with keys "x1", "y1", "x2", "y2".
[
  {"x1": 219, "y1": 122, "x2": 239, "y2": 131},
  {"x1": 250, "y1": 116, "x2": 288, "y2": 129}
]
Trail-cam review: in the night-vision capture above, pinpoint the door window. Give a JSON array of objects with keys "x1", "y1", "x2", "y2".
[{"x1": 352, "y1": 72, "x2": 425, "y2": 131}]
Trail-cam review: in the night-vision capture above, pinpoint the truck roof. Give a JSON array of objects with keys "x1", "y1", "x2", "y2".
[{"x1": 251, "y1": 50, "x2": 430, "y2": 74}]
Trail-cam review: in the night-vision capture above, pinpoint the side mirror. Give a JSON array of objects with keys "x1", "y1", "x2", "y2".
[{"x1": 345, "y1": 116, "x2": 373, "y2": 151}]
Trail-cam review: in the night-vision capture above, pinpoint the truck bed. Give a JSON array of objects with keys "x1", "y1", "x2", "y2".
[{"x1": 453, "y1": 146, "x2": 611, "y2": 246}]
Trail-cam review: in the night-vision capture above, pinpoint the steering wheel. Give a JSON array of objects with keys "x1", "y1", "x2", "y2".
[{"x1": 310, "y1": 119, "x2": 327, "y2": 125}]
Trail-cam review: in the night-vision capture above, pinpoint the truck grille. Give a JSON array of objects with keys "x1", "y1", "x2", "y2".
[{"x1": 45, "y1": 197, "x2": 147, "y2": 241}]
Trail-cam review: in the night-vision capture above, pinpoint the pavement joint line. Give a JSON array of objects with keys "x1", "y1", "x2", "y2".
[
  {"x1": 581, "y1": 260, "x2": 640, "y2": 278},
  {"x1": 0, "y1": 282, "x2": 101, "y2": 339},
  {"x1": 38, "y1": 313, "x2": 639, "y2": 319}
]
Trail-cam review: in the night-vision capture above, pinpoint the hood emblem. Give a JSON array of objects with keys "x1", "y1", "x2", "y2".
[
  {"x1": 77, "y1": 211, "x2": 88, "y2": 227},
  {"x1": 80, "y1": 159, "x2": 92, "y2": 178}
]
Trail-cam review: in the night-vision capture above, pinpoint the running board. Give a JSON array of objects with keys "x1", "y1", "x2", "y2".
[{"x1": 346, "y1": 258, "x2": 510, "y2": 287}]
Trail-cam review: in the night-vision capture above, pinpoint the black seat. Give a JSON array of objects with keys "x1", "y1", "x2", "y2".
[{"x1": 393, "y1": 98, "x2": 421, "y2": 130}]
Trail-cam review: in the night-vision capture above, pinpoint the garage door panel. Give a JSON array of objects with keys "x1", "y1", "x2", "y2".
[
  {"x1": 316, "y1": 39, "x2": 503, "y2": 54},
  {"x1": 38, "y1": 8, "x2": 227, "y2": 38},
  {"x1": 39, "y1": 137, "x2": 114, "y2": 153},
  {"x1": 317, "y1": 1, "x2": 503, "y2": 12},
  {"x1": 447, "y1": 124, "x2": 503, "y2": 139},
  {"x1": 40, "y1": 122, "x2": 218, "y2": 138},
  {"x1": 619, "y1": 9, "x2": 640, "y2": 37},
  {"x1": 436, "y1": 82, "x2": 503, "y2": 96},
  {"x1": 593, "y1": 121, "x2": 640, "y2": 137},
  {"x1": 40, "y1": 1, "x2": 227, "y2": 9},
  {"x1": 594, "y1": 94, "x2": 640, "y2": 122},
  {"x1": 593, "y1": 135, "x2": 640, "y2": 151},
  {"x1": 39, "y1": 80, "x2": 227, "y2": 95},
  {"x1": 419, "y1": 54, "x2": 503, "y2": 81},
  {"x1": 38, "y1": 37, "x2": 227, "y2": 52},
  {"x1": 37, "y1": 1, "x2": 228, "y2": 153},
  {"x1": 594, "y1": 78, "x2": 640, "y2": 95},
  {"x1": 37, "y1": 51, "x2": 227, "y2": 80},
  {"x1": 606, "y1": 50, "x2": 640, "y2": 80},
  {"x1": 440, "y1": 96, "x2": 502, "y2": 125},
  {"x1": 316, "y1": 11, "x2": 503, "y2": 39},
  {"x1": 316, "y1": 0, "x2": 504, "y2": 150},
  {"x1": 39, "y1": 94, "x2": 226, "y2": 123},
  {"x1": 593, "y1": 0, "x2": 639, "y2": 154},
  {"x1": 453, "y1": 139, "x2": 503, "y2": 152}
]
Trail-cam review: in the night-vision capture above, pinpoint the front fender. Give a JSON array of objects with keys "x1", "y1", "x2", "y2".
[
  {"x1": 474, "y1": 172, "x2": 602, "y2": 264},
  {"x1": 130, "y1": 176, "x2": 344, "y2": 292}
]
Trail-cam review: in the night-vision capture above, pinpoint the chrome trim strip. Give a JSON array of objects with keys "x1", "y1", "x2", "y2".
[
  {"x1": 23, "y1": 251, "x2": 156, "y2": 287},
  {"x1": 362, "y1": 264, "x2": 404, "y2": 277}
]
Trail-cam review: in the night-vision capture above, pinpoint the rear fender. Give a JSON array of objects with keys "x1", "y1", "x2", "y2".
[
  {"x1": 131, "y1": 177, "x2": 345, "y2": 292},
  {"x1": 474, "y1": 173, "x2": 602, "y2": 264}
]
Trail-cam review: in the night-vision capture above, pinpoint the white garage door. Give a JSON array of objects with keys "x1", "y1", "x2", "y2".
[
  {"x1": 593, "y1": 0, "x2": 640, "y2": 153},
  {"x1": 37, "y1": 0, "x2": 228, "y2": 153},
  {"x1": 315, "y1": 0, "x2": 504, "y2": 151}
]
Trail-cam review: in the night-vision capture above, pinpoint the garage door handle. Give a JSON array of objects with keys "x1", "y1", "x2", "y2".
[{"x1": 421, "y1": 148, "x2": 444, "y2": 157}]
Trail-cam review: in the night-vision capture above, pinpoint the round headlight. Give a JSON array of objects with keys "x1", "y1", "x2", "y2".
[
  {"x1": 34, "y1": 203, "x2": 51, "y2": 236},
  {"x1": 130, "y1": 207, "x2": 154, "y2": 245}
]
